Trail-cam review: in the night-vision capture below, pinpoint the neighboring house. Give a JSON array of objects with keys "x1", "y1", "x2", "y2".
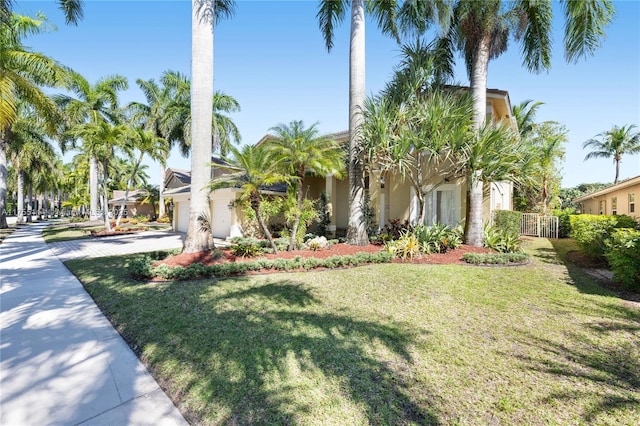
[
  {"x1": 573, "y1": 175, "x2": 640, "y2": 218},
  {"x1": 107, "y1": 189, "x2": 154, "y2": 218},
  {"x1": 169, "y1": 87, "x2": 516, "y2": 239},
  {"x1": 164, "y1": 159, "x2": 287, "y2": 238}
]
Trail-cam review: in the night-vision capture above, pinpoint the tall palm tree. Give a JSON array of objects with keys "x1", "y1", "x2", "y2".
[
  {"x1": 208, "y1": 144, "x2": 287, "y2": 253},
  {"x1": 0, "y1": 13, "x2": 71, "y2": 228},
  {"x1": 70, "y1": 121, "x2": 128, "y2": 231},
  {"x1": 317, "y1": 0, "x2": 399, "y2": 246},
  {"x1": 267, "y1": 120, "x2": 345, "y2": 251},
  {"x1": 583, "y1": 124, "x2": 640, "y2": 184},
  {"x1": 55, "y1": 72, "x2": 128, "y2": 220},
  {"x1": 184, "y1": 0, "x2": 236, "y2": 253},
  {"x1": 512, "y1": 99, "x2": 544, "y2": 139},
  {"x1": 1, "y1": 0, "x2": 83, "y2": 27},
  {"x1": 402, "y1": 0, "x2": 614, "y2": 245},
  {"x1": 114, "y1": 127, "x2": 168, "y2": 227}
]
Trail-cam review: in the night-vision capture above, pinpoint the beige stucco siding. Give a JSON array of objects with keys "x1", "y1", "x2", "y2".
[{"x1": 577, "y1": 182, "x2": 639, "y2": 219}]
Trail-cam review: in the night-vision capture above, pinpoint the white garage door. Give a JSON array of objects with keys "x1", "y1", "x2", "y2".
[
  {"x1": 177, "y1": 200, "x2": 190, "y2": 233},
  {"x1": 212, "y1": 192, "x2": 233, "y2": 239}
]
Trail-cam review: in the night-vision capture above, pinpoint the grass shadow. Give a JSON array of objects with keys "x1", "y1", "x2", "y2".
[{"x1": 72, "y1": 259, "x2": 440, "y2": 425}]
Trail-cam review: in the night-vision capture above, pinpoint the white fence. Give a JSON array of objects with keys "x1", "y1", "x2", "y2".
[{"x1": 520, "y1": 213, "x2": 559, "y2": 239}]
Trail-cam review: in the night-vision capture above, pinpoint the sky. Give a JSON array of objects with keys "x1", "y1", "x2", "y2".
[{"x1": 15, "y1": 0, "x2": 640, "y2": 188}]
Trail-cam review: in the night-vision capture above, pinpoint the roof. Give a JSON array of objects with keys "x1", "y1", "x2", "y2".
[
  {"x1": 164, "y1": 182, "x2": 287, "y2": 197},
  {"x1": 165, "y1": 168, "x2": 191, "y2": 186},
  {"x1": 573, "y1": 175, "x2": 640, "y2": 202},
  {"x1": 108, "y1": 189, "x2": 148, "y2": 205}
]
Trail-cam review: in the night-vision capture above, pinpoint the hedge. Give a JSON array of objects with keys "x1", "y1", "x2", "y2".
[
  {"x1": 462, "y1": 252, "x2": 530, "y2": 265},
  {"x1": 130, "y1": 251, "x2": 394, "y2": 281},
  {"x1": 605, "y1": 229, "x2": 640, "y2": 290},
  {"x1": 493, "y1": 210, "x2": 522, "y2": 236},
  {"x1": 569, "y1": 214, "x2": 638, "y2": 261}
]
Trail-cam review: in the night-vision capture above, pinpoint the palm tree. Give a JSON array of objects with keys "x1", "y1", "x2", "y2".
[
  {"x1": 267, "y1": 120, "x2": 345, "y2": 251},
  {"x1": 70, "y1": 121, "x2": 128, "y2": 231},
  {"x1": 208, "y1": 145, "x2": 287, "y2": 253},
  {"x1": 0, "y1": 13, "x2": 71, "y2": 228},
  {"x1": 512, "y1": 99, "x2": 544, "y2": 139},
  {"x1": 114, "y1": 127, "x2": 168, "y2": 227},
  {"x1": 55, "y1": 72, "x2": 128, "y2": 220},
  {"x1": 401, "y1": 0, "x2": 614, "y2": 245},
  {"x1": 184, "y1": 0, "x2": 236, "y2": 253},
  {"x1": 2, "y1": 0, "x2": 83, "y2": 27},
  {"x1": 8, "y1": 108, "x2": 58, "y2": 223},
  {"x1": 583, "y1": 124, "x2": 640, "y2": 184},
  {"x1": 317, "y1": 0, "x2": 399, "y2": 246}
]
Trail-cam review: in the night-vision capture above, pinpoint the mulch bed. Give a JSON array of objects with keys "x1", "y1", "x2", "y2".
[{"x1": 157, "y1": 243, "x2": 493, "y2": 269}]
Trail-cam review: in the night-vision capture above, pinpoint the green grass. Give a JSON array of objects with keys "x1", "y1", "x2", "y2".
[
  {"x1": 42, "y1": 223, "x2": 172, "y2": 243},
  {"x1": 66, "y1": 238, "x2": 640, "y2": 425},
  {"x1": 0, "y1": 225, "x2": 16, "y2": 243}
]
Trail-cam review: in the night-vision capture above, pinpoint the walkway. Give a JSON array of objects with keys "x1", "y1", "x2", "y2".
[{"x1": 0, "y1": 222, "x2": 188, "y2": 425}]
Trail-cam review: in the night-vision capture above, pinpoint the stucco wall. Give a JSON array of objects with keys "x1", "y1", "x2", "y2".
[{"x1": 578, "y1": 183, "x2": 639, "y2": 219}]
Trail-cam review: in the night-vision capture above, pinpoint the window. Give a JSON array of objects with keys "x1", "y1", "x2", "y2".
[
  {"x1": 612, "y1": 197, "x2": 617, "y2": 215},
  {"x1": 630, "y1": 193, "x2": 636, "y2": 214},
  {"x1": 599, "y1": 200, "x2": 605, "y2": 215}
]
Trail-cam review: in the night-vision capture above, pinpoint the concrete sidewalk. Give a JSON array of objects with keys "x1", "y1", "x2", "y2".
[{"x1": 0, "y1": 222, "x2": 188, "y2": 425}]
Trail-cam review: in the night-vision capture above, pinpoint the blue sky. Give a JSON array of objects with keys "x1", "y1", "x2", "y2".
[{"x1": 16, "y1": 0, "x2": 640, "y2": 188}]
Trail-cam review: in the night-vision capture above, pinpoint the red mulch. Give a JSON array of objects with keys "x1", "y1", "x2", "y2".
[{"x1": 157, "y1": 243, "x2": 492, "y2": 270}]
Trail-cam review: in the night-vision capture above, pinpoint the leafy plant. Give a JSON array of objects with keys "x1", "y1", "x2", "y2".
[
  {"x1": 381, "y1": 218, "x2": 411, "y2": 241},
  {"x1": 386, "y1": 231, "x2": 421, "y2": 260},
  {"x1": 493, "y1": 210, "x2": 522, "y2": 236},
  {"x1": 316, "y1": 192, "x2": 331, "y2": 237},
  {"x1": 570, "y1": 214, "x2": 639, "y2": 261},
  {"x1": 483, "y1": 223, "x2": 523, "y2": 253},
  {"x1": 605, "y1": 228, "x2": 640, "y2": 290},
  {"x1": 231, "y1": 238, "x2": 264, "y2": 258},
  {"x1": 463, "y1": 252, "x2": 530, "y2": 265}
]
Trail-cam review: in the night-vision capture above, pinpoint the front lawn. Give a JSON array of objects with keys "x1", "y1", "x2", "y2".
[
  {"x1": 43, "y1": 222, "x2": 172, "y2": 243},
  {"x1": 65, "y1": 238, "x2": 639, "y2": 425}
]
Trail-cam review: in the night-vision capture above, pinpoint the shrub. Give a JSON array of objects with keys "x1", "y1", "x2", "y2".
[
  {"x1": 386, "y1": 231, "x2": 421, "y2": 260},
  {"x1": 553, "y1": 208, "x2": 575, "y2": 238},
  {"x1": 463, "y1": 252, "x2": 529, "y2": 265},
  {"x1": 156, "y1": 214, "x2": 171, "y2": 224},
  {"x1": 493, "y1": 210, "x2": 522, "y2": 236},
  {"x1": 483, "y1": 223, "x2": 522, "y2": 253},
  {"x1": 569, "y1": 214, "x2": 639, "y2": 261},
  {"x1": 605, "y1": 229, "x2": 640, "y2": 290},
  {"x1": 134, "y1": 215, "x2": 150, "y2": 223},
  {"x1": 382, "y1": 218, "x2": 411, "y2": 240},
  {"x1": 413, "y1": 223, "x2": 463, "y2": 254},
  {"x1": 231, "y1": 238, "x2": 263, "y2": 258}
]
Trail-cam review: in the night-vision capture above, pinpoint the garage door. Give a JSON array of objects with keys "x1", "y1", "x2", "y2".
[{"x1": 212, "y1": 193, "x2": 233, "y2": 239}]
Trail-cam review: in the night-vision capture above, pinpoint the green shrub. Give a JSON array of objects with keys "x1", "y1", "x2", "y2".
[
  {"x1": 493, "y1": 210, "x2": 522, "y2": 236},
  {"x1": 569, "y1": 214, "x2": 639, "y2": 261},
  {"x1": 231, "y1": 238, "x2": 263, "y2": 258},
  {"x1": 386, "y1": 232, "x2": 421, "y2": 260},
  {"x1": 463, "y1": 252, "x2": 530, "y2": 265},
  {"x1": 605, "y1": 229, "x2": 640, "y2": 290},
  {"x1": 483, "y1": 223, "x2": 523, "y2": 253},
  {"x1": 413, "y1": 223, "x2": 463, "y2": 254},
  {"x1": 553, "y1": 208, "x2": 575, "y2": 238},
  {"x1": 316, "y1": 193, "x2": 331, "y2": 237}
]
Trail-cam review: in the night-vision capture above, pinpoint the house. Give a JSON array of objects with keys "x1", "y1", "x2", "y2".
[
  {"x1": 168, "y1": 86, "x2": 516, "y2": 239},
  {"x1": 107, "y1": 189, "x2": 154, "y2": 218},
  {"x1": 573, "y1": 175, "x2": 640, "y2": 218},
  {"x1": 164, "y1": 159, "x2": 287, "y2": 238}
]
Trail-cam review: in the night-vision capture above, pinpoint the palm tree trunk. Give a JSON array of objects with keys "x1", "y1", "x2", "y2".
[
  {"x1": 159, "y1": 161, "x2": 166, "y2": 217},
  {"x1": 251, "y1": 193, "x2": 278, "y2": 254},
  {"x1": 465, "y1": 170, "x2": 484, "y2": 247},
  {"x1": 289, "y1": 182, "x2": 304, "y2": 251},
  {"x1": 102, "y1": 159, "x2": 111, "y2": 232},
  {"x1": 346, "y1": 0, "x2": 369, "y2": 246},
  {"x1": 614, "y1": 158, "x2": 620, "y2": 184},
  {"x1": 17, "y1": 168, "x2": 24, "y2": 223},
  {"x1": 0, "y1": 134, "x2": 9, "y2": 229},
  {"x1": 89, "y1": 155, "x2": 99, "y2": 220},
  {"x1": 183, "y1": 0, "x2": 215, "y2": 253},
  {"x1": 466, "y1": 38, "x2": 491, "y2": 247},
  {"x1": 116, "y1": 152, "x2": 143, "y2": 227},
  {"x1": 26, "y1": 182, "x2": 32, "y2": 222}
]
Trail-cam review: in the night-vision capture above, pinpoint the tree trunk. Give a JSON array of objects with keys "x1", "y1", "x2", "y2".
[
  {"x1": 0, "y1": 133, "x2": 9, "y2": 228},
  {"x1": 288, "y1": 180, "x2": 304, "y2": 251},
  {"x1": 17, "y1": 168, "x2": 24, "y2": 223},
  {"x1": 90, "y1": 155, "x2": 99, "y2": 220},
  {"x1": 183, "y1": 0, "x2": 215, "y2": 253},
  {"x1": 346, "y1": 0, "x2": 369, "y2": 246},
  {"x1": 26, "y1": 183, "x2": 32, "y2": 222},
  {"x1": 116, "y1": 152, "x2": 143, "y2": 227},
  {"x1": 252, "y1": 193, "x2": 278, "y2": 254},
  {"x1": 103, "y1": 160, "x2": 111, "y2": 232},
  {"x1": 159, "y1": 162, "x2": 166, "y2": 217},
  {"x1": 614, "y1": 157, "x2": 620, "y2": 184},
  {"x1": 465, "y1": 170, "x2": 484, "y2": 247},
  {"x1": 466, "y1": 38, "x2": 491, "y2": 247}
]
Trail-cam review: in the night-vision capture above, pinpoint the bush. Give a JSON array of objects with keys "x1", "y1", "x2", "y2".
[
  {"x1": 483, "y1": 223, "x2": 523, "y2": 253},
  {"x1": 156, "y1": 214, "x2": 171, "y2": 224},
  {"x1": 381, "y1": 218, "x2": 411, "y2": 240},
  {"x1": 386, "y1": 232, "x2": 421, "y2": 260},
  {"x1": 605, "y1": 229, "x2": 640, "y2": 290},
  {"x1": 570, "y1": 214, "x2": 639, "y2": 261},
  {"x1": 230, "y1": 238, "x2": 264, "y2": 258},
  {"x1": 134, "y1": 214, "x2": 151, "y2": 223},
  {"x1": 493, "y1": 210, "x2": 522, "y2": 236},
  {"x1": 316, "y1": 192, "x2": 331, "y2": 237},
  {"x1": 553, "y1": 208, "x2": 575, "y2": 238},
  {"x1": 463, "y1": 252, "x2": 530, "y2": 265},
  {"x1": 413, "y1": 223, "x2": 463, "y2": 254}
]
